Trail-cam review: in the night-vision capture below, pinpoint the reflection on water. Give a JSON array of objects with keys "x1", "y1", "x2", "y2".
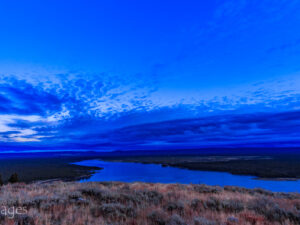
[{"x1": 74, "y1": 159, "x2": 300, "y2": 192}]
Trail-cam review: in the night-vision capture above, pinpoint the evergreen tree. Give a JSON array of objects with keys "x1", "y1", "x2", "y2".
[{"x1": 8, "y1": 173, "x2": 18, "y2": 183}]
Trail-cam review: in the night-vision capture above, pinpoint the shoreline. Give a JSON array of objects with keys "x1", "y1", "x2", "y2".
[
  {"x1": 1, "y1": 151, "x2": 300, "y2": 183},
  {"x1": 97, "y1": 156, "x2": 300, "y2": 181},
  {"x1": 74, "y1": 159, "x2": 300, "y2": 192},
  {"x1": 0, "y1": 155, "x2": 102, "y2": 184}
]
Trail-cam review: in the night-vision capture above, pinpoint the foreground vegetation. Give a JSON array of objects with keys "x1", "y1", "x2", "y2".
[{"x1": 0, "y1": 181, "x2": 300, "y2": 224}]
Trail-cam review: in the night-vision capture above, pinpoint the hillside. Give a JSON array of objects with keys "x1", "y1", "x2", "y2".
[{"x1": 0, "y1": 181, "x2": 299, "y2": 224}]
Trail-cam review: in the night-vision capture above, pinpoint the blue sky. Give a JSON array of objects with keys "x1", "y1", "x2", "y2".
[{"x1": 0, "y1": 0, "x2": 300, "y2": 151}]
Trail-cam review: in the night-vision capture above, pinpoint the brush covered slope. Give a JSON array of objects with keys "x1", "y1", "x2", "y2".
[{"x1": 0, "y1": 181, "x2": 300, "y2": 225}]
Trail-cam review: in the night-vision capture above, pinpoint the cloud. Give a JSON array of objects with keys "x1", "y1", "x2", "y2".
[
  {"x1": 0, "y1": 74, "x2": 155, "y2": 143},
  {"x1": 0, "y1": 78, "x2": 62, "y2": 116},
  {"x1": 100, "y1": 110, "x2": 300, "y2": 149},
  {"x1": 0, "y1": 74, "x2": 300, "y2": 150}
]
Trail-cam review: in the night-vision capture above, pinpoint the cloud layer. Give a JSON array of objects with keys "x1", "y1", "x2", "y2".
[{"x1": 0, "y1": 74, "x2": 299, "y2": 151}]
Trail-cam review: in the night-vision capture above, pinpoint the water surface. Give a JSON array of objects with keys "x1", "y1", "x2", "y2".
[{"x1": 74, "y1": 159, "x2": 300, "y2": 192}]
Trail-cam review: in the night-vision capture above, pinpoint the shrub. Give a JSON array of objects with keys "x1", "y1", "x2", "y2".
[
  {"x1": 294, "y1": 201, "x2": 300, "y2": 210},
  {"x1": 68, "y1": 191, "x2": 82, "y2": 200},
  {"x1": 82, "y1": 188, "x2": 121, "y2": 203},
  {"x1": 137, "y1": 189, "x2": 163, "y2": 205},
  {"x1": 252, "y1": 188, "x2": 274, "y2": 197},
  {"x1": 265, "y1": 204, "x2": 288, "y2": 222},
  {"x1": 82, "y1": 188, "x2": 107, "y2": 197},
  {"x1": 167, "y1": 214, "x2": 186, "y2": 225},
  {"x1": 164, "y1": 201, "x2": 184, "y2": 214},
  {"x1": 247, "y1": 197, "x2": 289, "y2": 222},
  {"x1": 40, "y1": 202, "x2": 55, "y2": 211},
  {"x1": 221, "y1": 199, "x2": 244, "y2": 213},
  {"x1": 286, "y1": 211, "x2": 300, "y2": 224},
  {"x1": 204, "y1": 197, "x2": 221, "y2": 211},
  {"x1": 82, "y1": 187, "x2": 159, "y2": 206},
  {"x1": 0, "y1": 214, "x2": 5, "y2": 223},
  {"x1": 193, "y1": 184, "x2": 222, "y2": 194},
  {"x1": 8, "y1": 173, "x2": 18, "y2": 183},
  {"x1": 0, "y1": 174, "x2": 3, "y2": 186},
  {"x1": 204, "y1": 197, "x2": 244, "y2": 213},
  {"x1": 275, "y1": 192, "x2": 300, "y2": 200},
  {"x1": 91, "y1": 203, "x2": 136, "y2": 220},
  {"x1": 119, "y1": 192, "x2": 142, "y2": 205},
  {"x1": 167, "y1": 192, "x2": 177, "y2": 200},
  {"x1": 193, "y1": 217, "x2": 217, "y2": 225},
  {"x1": 247, "y1": 197, "x2": 270, "y2": 213},
  {"x1": 0, "y1": 181, "x2": 298, "y2": 224},
  {"x1": 241, "y1": 212, "x2": 265, "y2": 224},
  {"x1": 15, "y1": 214, "x2": 35, "y2": 225},
  {"x1": 98, "y1": 181, "x2": 115, "y2": 187},
  {"x1": 190, "y1": 199, "x2": 202, "y2": 210},
  {"x1": 147, "y1": 210, "x2": 168, "y2": 225},
  {"x1": 224, "y1": 186, "x2": 248, "y2": 194},
  {"x1": 227, "y1": 216, "x2": 239, "y2": 223},
  {"x1": 22, "y1": 196, "x2": 48, "y2": 208}
]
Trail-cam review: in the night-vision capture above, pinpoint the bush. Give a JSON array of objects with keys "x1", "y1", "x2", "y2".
[
  {"x1": 190, "y1": 199, "x2": 202, "y2": 210},
  {"x1": 167, "y1": 214, "x2": 186, "y2": 225},
  {"x1": 68, "y1": 191, "x2": 82, "y2": 200},
  {"x1": 8, "y1": 173, "x2": 18, "y2": 183},
  {"x1": 247, "y1": 197, "x2": 289, "y2": 222},
  {"x1": 22, "y1": 196, "x2": 48, "y2": 208},
  {"x1": 204, "y1": 197, "x2": 221, "y2": 211},
  {"x1": 221, "y1": 199, "x2": 244, "y2": 213},
  {"x1": 82, "y1": 187, "x2": 164, "y2": 206},
  {"x1": 224, "y1": 186, "x2": 248, "y2": 194},
  {"x1": 252, "y1": 188, "x2": 274, "y2": 197},
  {"x1": 286, "y1": 211, "x2": 300, "y2": 224},
  {"x1": 265, "y1": 204, "x2": 288, "y2": 222},
  {"x1": 204, "y1": 197, "x2": 244, "y2": 213},
  {"x1": 193, "y1": 184, "x2": 222, "y2": 194},
  {"x1": 193, "y1": 217, "x2": 217, "y2": 225},
  {"x1": 227, "y1": 216, "x2": 239, "y2": 223},
  {"x1": 91, "y1": 203, "x2": 136, "y2": 220},
  {"x1": 15, "y1": 214, "x2": 35, "y2": 225},
  {"x1": 137, "y1": 189, "x2": 163, "y2": 205},
  {"x1": 0, "y1": 174, "x2": 3, "y2": 186},
  {"x1": 276, "y1": 192, "x2": 299, "y2": 200},
  {"x1": 82, "y1": 188, "x2": 120, "y2": 203},
  {"x1": 147, "y1": 210, "x2": 168, "y2": 225},
  {"x1": 164, "y1": 201, "x2": 184, "y2": 214}
]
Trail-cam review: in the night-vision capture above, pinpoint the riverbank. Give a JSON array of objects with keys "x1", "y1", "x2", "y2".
[
  {"x1": 1, "y1": 149, "x2": 300, "y2": 183},
  {"x1": 0, "y1": 153, "x2": 102, "y2": 183},
  {"x1": 74, "y1": 159, "x2": 300, "y2": 192},
  {"x1": 1, "y1": 181, "x2": 299, "y2": 225},
  {"x1": 99, "y1": 152, "x2": 300, "y2": 180}
]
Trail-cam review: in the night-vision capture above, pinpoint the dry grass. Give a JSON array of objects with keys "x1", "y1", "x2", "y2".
[{"x1": 0, "y1": 182, "x2": 299, "y2": 225}]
